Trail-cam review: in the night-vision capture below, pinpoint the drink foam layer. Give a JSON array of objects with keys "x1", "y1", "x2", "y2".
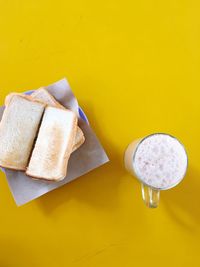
[{"x1": 133, "y1": 134, "x2": 187, "y2": 189}]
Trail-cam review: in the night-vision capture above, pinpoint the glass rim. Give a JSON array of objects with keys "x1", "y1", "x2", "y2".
[{"x1": 132, "y1": 133, "x2": 189, "y2": 191}]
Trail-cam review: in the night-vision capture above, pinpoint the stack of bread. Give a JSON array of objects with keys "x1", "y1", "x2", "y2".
[{"x1": 0, "y1": 88, "x2": 85, "y2": 181}]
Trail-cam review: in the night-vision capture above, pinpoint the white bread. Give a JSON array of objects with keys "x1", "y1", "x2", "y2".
[
  {"x1": 31, "y1": 88, "x2": 65, "y2": 109},
  {"x1": 0, "y1": 94, "x2": 45, "y2": 170},
  {"x1": 31, "y1": 88, "x2": 85, "y2": 152},
  {"x1": 26, "y1": 106, "x2": 77, "y2": 181}
]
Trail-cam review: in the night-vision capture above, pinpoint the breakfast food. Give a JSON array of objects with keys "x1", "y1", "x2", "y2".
[
  {"x1": 31, "y1": 88, "x2": 85, "y2": 152},
  {"x1": 26, "y1": 106, "x2": 77, "y2": 181},
  {"x1": 31, "y1": 88, "x2": 65, "y2": 109},
  {"x1": 0, "y1": 94, "x2": 45, "y2": 170},
  {"x1": 0, "y1": 87, "x2": 85, "y2": 182}
]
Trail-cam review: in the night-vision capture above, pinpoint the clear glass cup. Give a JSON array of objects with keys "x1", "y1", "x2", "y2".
[{"x1": 124, "y1": 133, "x2": 188, "y2": 208}]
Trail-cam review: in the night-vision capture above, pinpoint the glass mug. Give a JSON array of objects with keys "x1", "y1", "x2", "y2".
[{"x1": 124, "y1": 133, "x2": 188, "y2": 208}]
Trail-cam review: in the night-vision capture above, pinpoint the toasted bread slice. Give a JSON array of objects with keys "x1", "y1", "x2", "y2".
[
  {"x1": 31, "y1": 88, "x2": 85, "y2": 152},
  {"x1": 0, "y1": 94, "x2": 45, "y2": 170},
  {"x1": 26, "y1": 106, "x2": 77, "y2": 181},
  {"x1": 31, "y1": 88, "x2": 65, "y2": 109}
]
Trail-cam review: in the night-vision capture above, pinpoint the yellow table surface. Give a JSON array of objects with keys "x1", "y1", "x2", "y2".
[{"x1": 0, "y1": 0, "x2": 200, "y2": 266}]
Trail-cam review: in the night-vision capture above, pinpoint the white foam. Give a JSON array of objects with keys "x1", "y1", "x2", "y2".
[{"x1": 133, "y1": 134, "x2": 187, "y2": 189}]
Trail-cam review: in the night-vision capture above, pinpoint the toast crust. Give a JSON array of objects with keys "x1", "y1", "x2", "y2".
[
  {"x1": 0, "y1": 163, "x2": 26, "y2": 171},
  {"x1": 31, "y1": 88, "x2": 65, "y2": 109},
  {"x1": 5, "y1": 93, "x2": 47, "y2": 107}
]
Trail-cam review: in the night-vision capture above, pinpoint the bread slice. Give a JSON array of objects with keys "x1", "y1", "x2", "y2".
[
  {"x1": 31, "y1": 88, "x2": 85, "y2": 152},
  {"x1": 31, "y1": 88, "x2": 65, "y2": 109},
  {"x1": 26, "y1": 106, "x2": 77, "y2": 181},
  {"x1": 0, "y1": 94, "x2": 45, "y2": 170}
]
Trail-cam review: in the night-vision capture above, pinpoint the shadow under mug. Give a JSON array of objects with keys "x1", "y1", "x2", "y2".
[{"x1": 124, "y1": 133, "x2": 188, "y2": 208}]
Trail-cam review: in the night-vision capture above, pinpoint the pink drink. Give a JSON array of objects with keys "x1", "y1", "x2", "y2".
[{"x1": 125, "y1": 134, "x2": 188, "y2": 190}]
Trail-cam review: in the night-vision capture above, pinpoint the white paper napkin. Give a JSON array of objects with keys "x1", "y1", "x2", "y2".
[{"x1": 0, "y1": 78, "x2": 109, "y2": 205}]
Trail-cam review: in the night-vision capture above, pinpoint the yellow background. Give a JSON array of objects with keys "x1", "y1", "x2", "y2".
[{"x1": 0, "y1": 0, "x2": 199, "y2": 266}]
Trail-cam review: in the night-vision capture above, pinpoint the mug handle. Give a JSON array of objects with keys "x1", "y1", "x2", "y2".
[{"x1": 141, "y1": 184, "x2": 160, "y2": 208}]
